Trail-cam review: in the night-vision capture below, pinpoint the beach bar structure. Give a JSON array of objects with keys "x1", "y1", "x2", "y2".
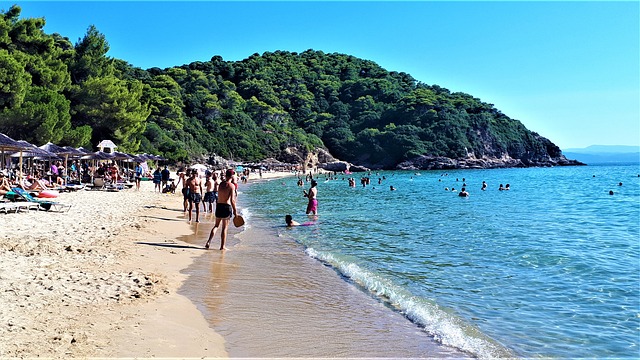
[{"x1": 97, "y1": 140, "x2": 117, "y2": 154}]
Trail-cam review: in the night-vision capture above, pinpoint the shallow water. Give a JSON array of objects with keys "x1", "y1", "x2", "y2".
[
  {"x1": 180, "y1": 215, "x2": 469, "y2": 358},
  {"x1": 181, "y1": 164, "x2": 640, "y2": 358}
]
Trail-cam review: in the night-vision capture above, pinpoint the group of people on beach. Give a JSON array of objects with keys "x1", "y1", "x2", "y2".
[
  {"x1": 0, "y1": 164, "x2": 72, "y2": 195},
  {"x1": 168, "y1": 167, "x2": 240, "y2": 251}
]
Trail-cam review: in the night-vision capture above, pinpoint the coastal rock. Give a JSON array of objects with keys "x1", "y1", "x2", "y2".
[
  {"x1": 279, "y1": 147, "x2": 306, "y2": 165},
  {"x1": 321, "y1": 161, "x2": 350, "y2": 172},
  {"x1": 316, "y1": 148, "x2": 338, "y2": 163},
  {"x1": 278, "y1": 147, "x2": 339, "y2": 170},
  {"x1": 348, "y1": 165, "x2": 370, "y2": 172},
  {"x1": 396, "y1": 154, "x2": 584, "y2": 170}
]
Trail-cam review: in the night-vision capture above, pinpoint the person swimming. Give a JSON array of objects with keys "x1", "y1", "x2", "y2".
[
  {"x1": 285, "y1": 215, "x2": 301, "y2": 227},
  {"x1": 285, "y1": 214, "x2": 315, "y2": 227}
]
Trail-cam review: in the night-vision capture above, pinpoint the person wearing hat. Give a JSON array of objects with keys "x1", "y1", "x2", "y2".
[{"x1": 205, "y1": 168, "x2": 238, "y2": 250}]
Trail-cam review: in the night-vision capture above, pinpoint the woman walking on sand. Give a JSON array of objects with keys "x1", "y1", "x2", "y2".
[{"x1": 303, "y1": 179, "x2": 318, "y2": 215}]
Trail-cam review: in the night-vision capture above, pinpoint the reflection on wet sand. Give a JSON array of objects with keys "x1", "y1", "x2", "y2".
[{"x1": 180, "y1": 223, "x2": 470, "y2": 358}]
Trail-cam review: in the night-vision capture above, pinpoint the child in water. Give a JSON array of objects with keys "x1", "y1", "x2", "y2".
[
  {"x1": 285, "y1": 215, "x2": 300, "y2": 227},
  {"x1": 285, "y1": 214, "x2": 317, "y2": 227}
]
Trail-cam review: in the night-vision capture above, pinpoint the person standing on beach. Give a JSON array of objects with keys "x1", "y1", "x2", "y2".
[
  {"x1": 303, "y1": 179, "x2": 318, "y2": 215},
  {"x1": 179, "y1": 169, "x2": 189, "y2": 212},
  {"x1": 161, "y1": 165, "x2": 170, "y2": 190},
  {"x1": 134, "y1": 162, "x2": 143, "y2": 191},
  {"x1": 153, "y1": 168, "x2": 162, "y2": 192},
  {"x1": 186, "y1": 169, "x2": 203, "y2": 223},
  {"x1": 202, "y1": 171, "x2": 219, "y2": 213},
  {"x1": 205, "y1": 168, "x2": 238, "y2": 250}
]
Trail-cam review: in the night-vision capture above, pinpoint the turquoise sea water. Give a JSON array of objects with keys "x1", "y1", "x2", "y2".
[{"x1": 238, "y1": 164, "x2": 640, "y2": 359}]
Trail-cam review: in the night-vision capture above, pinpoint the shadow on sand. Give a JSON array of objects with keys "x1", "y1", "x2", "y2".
[
  {"x1": 136, "y1": 241, "x2": 204, "y2": 250},
  {"x1": 140, "y1": 215, "x2": 185, "y2": 222}
]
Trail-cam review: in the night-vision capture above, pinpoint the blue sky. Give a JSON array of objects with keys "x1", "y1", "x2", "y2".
[{"x1": 3, "y1": 1, "x2": 639, "y2": 149}]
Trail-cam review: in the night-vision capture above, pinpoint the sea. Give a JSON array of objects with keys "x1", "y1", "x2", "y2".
[{"x1": 180, "y1": 163, "x2": 640, "y2": 359}]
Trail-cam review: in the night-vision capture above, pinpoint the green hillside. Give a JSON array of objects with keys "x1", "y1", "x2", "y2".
[{"x1": 0, "y1": 5, "x2": 569, "y2": 169}]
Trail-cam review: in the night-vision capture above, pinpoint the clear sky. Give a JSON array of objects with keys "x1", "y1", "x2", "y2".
[{"x1": 3, "y1": 1, "x2": 639, "y2": 149}]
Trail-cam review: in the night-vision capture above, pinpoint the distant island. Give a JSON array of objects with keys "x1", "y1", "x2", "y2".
[
  {"x1": 0, "y1": 5, "x2": 584, "y2": 171},
  {"x1": 562, "y1": 145, "x2": 640, "y2": 164}
]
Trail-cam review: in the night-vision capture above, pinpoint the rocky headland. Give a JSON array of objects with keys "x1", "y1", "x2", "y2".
[{"x1": 265, "y1": 146, "x2": 585, "y2": 173}]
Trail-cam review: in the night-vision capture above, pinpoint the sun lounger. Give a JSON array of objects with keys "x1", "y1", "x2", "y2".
[
  {"x1": 63, "y1": 184, "x2": 85, "y2": 192},
  {"x1": 10, "y1": 187, "x2": 72, "y2": 212},
  {"x1": 0, "y1": 200, "x2": 39, "y2": 213}
]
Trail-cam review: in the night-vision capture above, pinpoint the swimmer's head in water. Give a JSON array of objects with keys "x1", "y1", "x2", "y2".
[
  {"x1": 311, "y1": 180, "x2": 317, "y2": 187},
  {"x1": 285, "y1": 215, "x2": 293, "y2": 225}
]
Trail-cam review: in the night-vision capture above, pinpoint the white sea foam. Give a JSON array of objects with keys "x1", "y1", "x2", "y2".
[{"x1": 305, "y1": 246, "x2": 514, "y2": 359}]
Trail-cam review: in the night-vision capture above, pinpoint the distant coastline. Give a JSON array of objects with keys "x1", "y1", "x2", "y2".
[{"x1": 562, "y1": 145, "x2": 640, "y2": 164}]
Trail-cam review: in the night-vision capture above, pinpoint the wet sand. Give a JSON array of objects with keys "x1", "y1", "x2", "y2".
[
  {"x1": 1, "y1": 170, "x2": 469, "y2": 358},
  {"x1": 178, "y1": 178, "x2": 471, "y2": 358}
]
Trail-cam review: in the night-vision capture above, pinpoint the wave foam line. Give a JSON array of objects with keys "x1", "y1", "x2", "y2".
[{"x1": 305, "y1": 247, "x2": 516, "y2": 359}]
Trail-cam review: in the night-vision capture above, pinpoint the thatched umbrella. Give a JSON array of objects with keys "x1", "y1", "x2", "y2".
[
  {"x1": 39, "y1": 142, "x2": 82, "y2": 185},
  {"x1": 111, "y1": 151, "x2": 135, "y2": 179},
  {"x1": 8, "y1": 140, "x2": 58, "y2": 181},
  {"x1": 0, "y1": 133, "x2": 28, "y2": 172},
  {"x1": 60, "y1": 146, "x2": 88, "y2": 180},
  {"x1": 81, "y1": 151, "x2": 116, "y2": 183}
]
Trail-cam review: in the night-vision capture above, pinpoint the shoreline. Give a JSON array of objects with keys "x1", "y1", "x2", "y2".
[
  {"x1": 0, "y1": 181, "x2": 226, "y2": 358},
  {"x1": 178, "y1": 172, "x2": 472, "y2": 358},
  {"x1": 0, "y1": 170, "x2": 299, "y2": 358}
]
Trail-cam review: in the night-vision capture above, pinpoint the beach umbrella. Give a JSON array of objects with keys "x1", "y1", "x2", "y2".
[
  {"x1": 112, "y1": 151, "x2": 134, "y2": 160},
  {"x1": 40, "y1": 142, "x2": 84, "y2": 185},
  {"x1": 0, "y1": 133, "x2": 28, "y2": 171},
  {"x1": 62, "y1": 146, "x2": 86, "y2": 157},
  {"x1": 39, "y1": 142, "x2": 68, "y2": 154},
  {"x1": 11, "y1": 140, "x2": 57, "y2": 157},
  {"x1": 60, "y1": 146, "x2": 88, "y2": 179},
  {"x1": 110, "y1": 151, "x2": 136, "y2": 178},
  {"x1": 81, "y1": 151, "x2": 116, "y2": 182},
  {"x1": 6, "y1": 140, "x2": 50, "y2": 180},
  {"x1": 81, "y1": 151, "x2": 115, "y2": 160},
  {"x1": 0, "y1": 133, "x2": 24, "y2": 151},
  {"x1": 10, "y1": 141, "x2": 60, "y2": 179}
]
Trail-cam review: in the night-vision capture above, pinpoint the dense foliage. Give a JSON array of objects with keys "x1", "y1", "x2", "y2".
[{"x1": 0, "y1": 5, "x2": 562, "y2": 167}]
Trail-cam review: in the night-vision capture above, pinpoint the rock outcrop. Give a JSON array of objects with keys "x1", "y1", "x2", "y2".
[
  {"x1": 275, "y1": 142, "x2": 585, "y2": 172},
  {"x1": 396, "y1": 154, "x2": 584, "y2": 170}
]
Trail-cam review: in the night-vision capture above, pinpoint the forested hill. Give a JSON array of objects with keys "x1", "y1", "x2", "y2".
[{"x1": 0, "y1": 5, "x2": 581, "y2": 169}]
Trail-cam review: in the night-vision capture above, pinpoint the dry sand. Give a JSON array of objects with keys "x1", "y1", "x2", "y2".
[
  {"x1": 0, "y1": 170, "x2": 296, "y2": 358},
  {"x1": 0, "y1": 181, "x2": 225, "y2": 358}
]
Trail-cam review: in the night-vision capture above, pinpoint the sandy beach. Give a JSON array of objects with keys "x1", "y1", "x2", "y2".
[{"x1": 0, "y1": 170, "x2": 298, "y2": 358}]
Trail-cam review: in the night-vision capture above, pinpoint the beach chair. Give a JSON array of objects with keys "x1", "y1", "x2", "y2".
[
  {"x1": 0, "y1": 199, "x2": 38, "y2": 213},
  {"x1": 0, "y1": 201, "x2": 18, "y2": 213},
  {"x1": 10, "y1": 187, "x2": 71, "y2": 212}
]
